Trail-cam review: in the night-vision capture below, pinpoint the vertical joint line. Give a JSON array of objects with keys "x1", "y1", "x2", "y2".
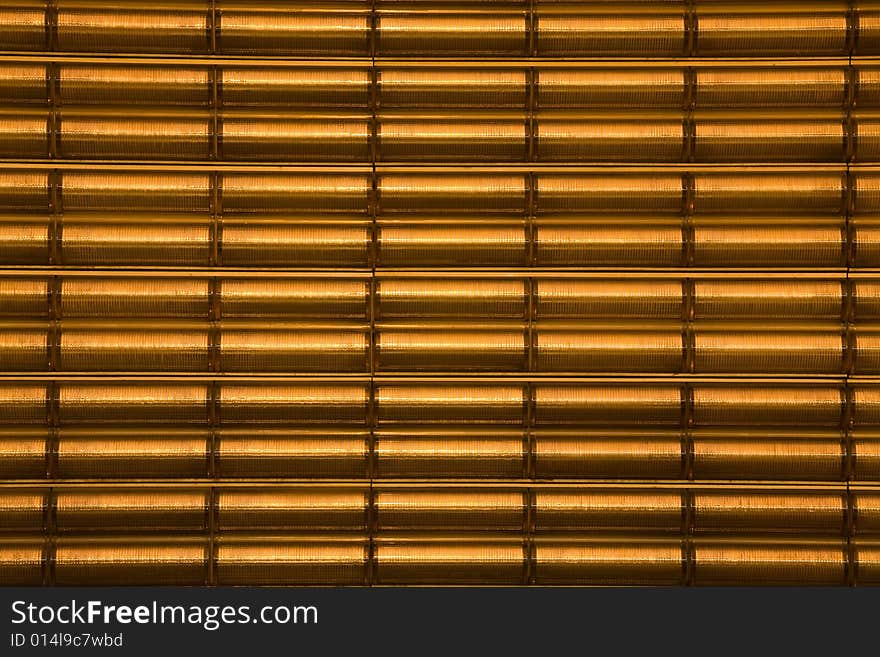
[
  {"x1": 369, "y1": 64, "x2": 379, "y2": 270},
  {"x1": 209, "y1": 0, "x2": 217, "y2": 54},
  {"x1": 370, "y1": 0, "x2": 378, "y2": 61},
  {"x1": 45, "y1": 0, "x2": 58, "y2": 52},
  {"x1": 683, "y1": 488, "x2": 695, "y2": 586},
  {"x1": 207, "y1": 424, "x2": 217, "y2": 480},
  {"x1": 526, "y1": 276, "x2": 535, "y2": 373},
  {"x1": 680, "y1": 328, "x2": 694, "y2": 474},
  {"x1": 210, "y1": 171, "x2": 220, "y2": 267},
  {"x1": 46, "y1": 379, "x2": 59, "y2": 482},
  {"x1": 682, "y1": 172, "x2": 695, "y2": 268},
  {"x1": 210, "y1": 67, "x2": 220, "y2": 162},
  {"x1": 208, "y1": 308, "x2": 220, "y2": 375},
  {"x1": 206, "y1": 487, "x2": 216, "y2": 586},
  {"x1": 368, "y1": 277, "x2": 377, "y2": 378},
  {"x1": 47, "y1": 106, "x2": 57, "y2": 161},
  {"x1": 684, "y1": 0, "x2": 696, "y2": 57},
  {"x1": 209, "y1": 379, "x2": 220, "y2": 433},
  {"x1": 45, "y1": 487, "x2": 57, "y2": 586},
  {"x1": 366, "y1": 480, "x2": 376, "y2": 587},
  {"x1": 45, "y1": 425, "x2": 57, "y2": 481},
  {"x1": 48, "y1": 273, "x2": 60, "y2": 321},
  {"x1": 683, "y1": 382, "x2": 694, "y2": 431},
  {"x1": 525, "y1": 273, "x2": 536, "y2": 476},
  {"x1": 846, "y1": 169, "x2": 856, "y2": 270},
  {"x1": 207, "y1": 378, "x2": 219, "y2": 589},
  {"x1": 47, "y1": 61, "x2": 59, "y2": 161},
  {"x1": 208, "y1": 378, "x2": 218, "y2": 473},
  {"x1": 684, "y1": 67, "x2": 696, "y2": 112},
  {"x1": 846, "y1": 485, "x2": 857, "y2": 585},
  {"x1": 682, "y1": 537, "x2": 694, "y2": 587},
  {"x1": 848, "y1": 0, "x2": 859, "y2": 60},
  {"x1": 681, "y1": 426, "x2": 693, "y2": 481},
  {"x1": 683, "y1": 107, "x2": 695, "y2": 164},
  {"x1": 524, "y1": 489, "x2": 535, "y2": 585},
  {"x1": 846, "y1": 487, "x2": 855, "y2": 539},
  {"x1": 843, "y1": 381, "x2": 855, "y2": 483},
  {"x1": 526, "y1": 172, "x2": 536, "y2": 268},
  {"x1": 525, "y1": 381, "x2": 535, "y2": 432},
  {"x1": 527, "y1": 67, "x2": 536, "y2": 163},
  {"x1": 367, "y1": 317, "x2": 377, "y2": 589},
  {"x1": 844, "y1": 277, "x2": 855, "y2": 376},
  {"x1": 47, "y1": 319, "x2": 59, "y2": 373},
  {"x1": 683, "y1": 278, "x2": 695, "y2": 374},
  {"x1": 47, "y1": 271, "x2": 61, "y2": 372},
  {"x1": 846, "y1": 61, "x2": 857, "y2": 167},
  {"x1": 523, "y1": 426, "x2": 534, "y2": 481},
  {"x1": 214, "y1": 172, "x2": 223, "y2": 267},
  {"x1": 527, "y1": 0, "x2": 536, "y2": 58},
  {"x1": 48, "y1": 169, "x2": 61, "y2": 266}
]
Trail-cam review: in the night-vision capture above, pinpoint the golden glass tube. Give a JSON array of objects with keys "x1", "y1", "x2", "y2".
[
  {"x1": 375, "y1": 384, "x2": 525, "y2": 425},
  {"x1": 536, "y1": 69, "x2": 685, "y2": 109},
  {"x1": 691, "y1": 385, "x2": 843, "y2": 426},
  {"x1": 377, "y1": 278, "x2": 527, "y2": 319},
  {"x1": 53, "y1": 537, "x2": 208, "y2": 586},
  {"x1": 533, "y1": 430, "x2": 684, "y2": 480},
  {"x1": 215, "y1": 536, "x2": 368, "y2": 585},
  {"x1": 59, "y1": 65, "x2": 211, "y2": 106},
  {"x1": 0, "y1": 427, "x2": 46, "y2": 478},
  {"x1": 379, "y1": 69, "x2": 527, "y2": 109},
  {"x1": 690, "y1": 218, "x2": 847, "y2": 268},
  {"x1": 535, "y1": 6, "x2": 685, "y2": 57},
  {"x1": 852, "y1": 430, "x2": 880, "y2": 481},
  {"x1": 378, "y1": 174, "x2": 526, "y2": 213},
  {"x1": 535, "y1": 279, "x2": 683, "y2": 320},
  {"x1": 693, "y1": 3, "x2": 848, "y2": 57},
  {"x1": 536, "y1": 113, "x2": 685, "y2": 162},
  {"x1": 0, "y1": 62, "x2": 47, "y2": 104},
  {"x1": 533, "y1": 384, "x2": 681, "y2": 426},
  {"x1": 534, "y1": 538, "x2": 683, "y2": 586},
  {"x1": 215, "y1": 488, "x2": 368, "y2": 531},
  {"x1": 222, "y1": 173, "x2": 370, "y2": 213},
  {"x1": 222, "y1": 67, "x2": 371, "y2": 108},
  {"x1": 56, "y1": 428, "x2": 210, "y2": 479},
  {"x1": 533, "y1": 217, "x2": 684, "y2": 268},
  {"x1": 376, "y1": 12, "x2": 528, "y2": 56},
  {"x1": 0, "y1": 538, "x2": 43, "y2": 586},
  {"x1": 692, "y1": 540, "x2": 846, "y2": 586},
  {"x1": 374, "y1": 490, "x2": 524, "y2": 531},
  {"x1": 695, "y1": 67, "x2": 847, "y2": 108},
  {"x1": 217, "y1": 3, "x2": 371, "y2": 56},
  {"x1": 55, "y1": 1, "x2": 210, "y2": 54},
  {"x1": 374, "y1": 428, "x2": 525, "y2": 479},
  {"x1": 690, "y1": 429, "x2": 845, "y2": 481},
  {"x1": 216, "y1": 429, "x2": 369, "y2": 479},
  {"x1": 59, "y1": 214, "x2": 213, "y2": 267},
  {"x1": 534, "y1": 490, "x2": 683, "y2": 532},
  {"x1": 376, "y1": 217, "x2": 528, "y2": 267},
  {"x1": 535, "y1": 173, "x2": 683, "y2": 213},
  {"x1": 220, "y1": 217, "x2": 372, "y2": 268},
  {"x1": 54, "y1": 489, "x2": 209, "y2": 532},
  {"x1": 373, "y1": 537, "x2": 524, "y2": 585},
  {"x1": 534, "y1": 324, "x2": 685, "y2": 374},
  {"x1": 691, "y1": 491, "x2": 846, "y2": 534},
  {"x1": 218, "y1": 383, "x2": 369, "y2": 425},
  {"x1": 692, "y1": 172, "x2": 845, "y2": 214},
  {"x1": 0, "y1": 2, "x2": 45, "y2": 51}
]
